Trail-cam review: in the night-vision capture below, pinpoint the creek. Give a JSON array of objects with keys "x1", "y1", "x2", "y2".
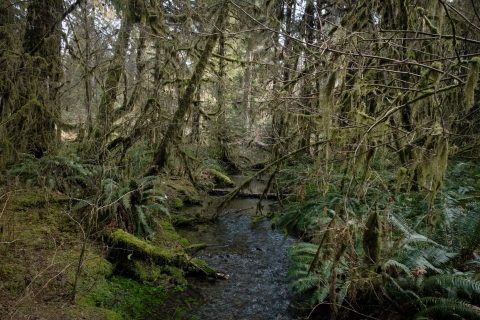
[{"x1": 178, "y1": 176, "x2": 297, "y2": 320}]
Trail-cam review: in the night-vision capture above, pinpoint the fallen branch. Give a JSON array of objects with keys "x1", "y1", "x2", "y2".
[{"x1": 209, "y1": 189, "x2": 291, "y2": 199}]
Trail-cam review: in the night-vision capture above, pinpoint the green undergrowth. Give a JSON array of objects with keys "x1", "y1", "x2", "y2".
[
  {"x1": 78, "y1": 275, "x2": 190, "y2": 320},
  {"x1": 0, "y1": 186, "x2": 213, "y2": 320},
  {"x1": 278, "y1": 158, "x2": 480, "y2": 319}
]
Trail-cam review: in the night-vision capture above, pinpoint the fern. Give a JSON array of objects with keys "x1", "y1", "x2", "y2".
[
  {"x1": 7, "y1": 154, "x2": 94, "y2": 197},
  {"x1": 93, "y1": 174, "x2": 169, "y2": 240},
  {"x1": 412, "y1": 297, "x2": 480, "y2": 320},
  {"x1": 422, "y1": 275, "x2": 480, "y2": 298}
]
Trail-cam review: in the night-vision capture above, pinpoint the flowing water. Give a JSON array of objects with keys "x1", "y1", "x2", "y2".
[{"x1": 178, "y1": 176, "x2": 297, "y2": 320}]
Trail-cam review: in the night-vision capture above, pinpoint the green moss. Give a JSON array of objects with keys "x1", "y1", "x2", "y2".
[
  {"x1": 167, "y1": 179, "x2": 202, "y2": 204},
  {"x1": 184, "y1": 242, "x2": 206, "y2": 251},
  {"x1": 103, "y1": 228, "x2": 176, "y2": 265},
  {"x1": 11, "y1": 188, "x2": 69, "y2": 209},
  {"x1": 163, "y1": 265, "x2": 188, "y2": 285},
  {"x1": 102, "y1": 309, "x2": 124, "y2": 320},
  {"x1": 0, "y1": 263, "x2": 26, "y2": 295},
  {"x1": 159, "y1": 220, "x2": 182, "y2": 242},
  {"x1": 79, "y1": 275, "x2": 169, "y2": 320},
  {"x1": 12, "y1": 190, "x2": 47, "y2": 208},
  {"x1": 180, "y1": 237, "x2": 188, "y2": 246},
  {"x1": 251, "y1": 215, "x2": 266, "y2": 223},
  {"x1": 120, "y1": 259, "x2": 163, "y2": 283},
  {"x1": 206, "y1": 168, "x2": 235, "y2": 188},
  {"x1": 173, "y1": 197, "x2": 184, "y2": 209},
  {"x1": 188, "y1": 258, "x2": 216, "y2": 275},
  {"x1": 83, "y1": 257, "x2": 114, "y2": 278}
]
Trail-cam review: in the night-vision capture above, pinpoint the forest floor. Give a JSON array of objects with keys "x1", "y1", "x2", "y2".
[{"x1": 0, "y1": 186, "x2": 210, "y2": 320}]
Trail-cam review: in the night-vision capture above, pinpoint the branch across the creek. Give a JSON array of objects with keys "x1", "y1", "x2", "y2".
[{"x1": 209, "y1": 188, "x2": 292, "y2": 200}]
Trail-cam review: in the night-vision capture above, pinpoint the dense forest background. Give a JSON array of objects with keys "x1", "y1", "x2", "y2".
[{"x1": 2, "y1": 0, "x2": 480, "y2": 319}]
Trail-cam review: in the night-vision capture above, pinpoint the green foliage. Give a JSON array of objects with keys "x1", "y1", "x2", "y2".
[
  {"x1": 284, "y1": 160, "x2": 480, "y2": 319},
  {"x1": 79, "y1": 175, "x2": 169, "y2": 240},
  {"x1": 278, "y1": 188, "x2": 362, "y2": 236},
  {"x1": 410, "y1": 297, "x2": 480, "y2": 320},
  {"x1": 7, "y1": 153, "x2": 95, "y2": 197}
]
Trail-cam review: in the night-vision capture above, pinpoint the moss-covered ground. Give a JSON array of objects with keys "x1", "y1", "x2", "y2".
[{"x1": 0, "y1": 185, "x2": 213, "y2": 319}]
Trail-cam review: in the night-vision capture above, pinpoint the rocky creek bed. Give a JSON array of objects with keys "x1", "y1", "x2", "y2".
[{"x1": 177, "y1": 176, "x2": 298, "y2": 320}]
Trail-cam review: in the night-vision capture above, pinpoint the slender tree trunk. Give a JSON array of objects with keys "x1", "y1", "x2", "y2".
[
  {"x1": 190, "y1": 84, "x2": 202, "y2": 144},
  {"x1": 272, "y1": 0, "x2": 295, "y2": 158},
  {"x1": 216, "y1": 31, "x2": 230, "y2": 163},
  {"x1": 149, "y1": 1, "x2": 229, "y2": 175},
  {"x1": 90, "y1": 12, "x2": 133, "y2": 148},
  {"x1": 82, "y1": 1, "x2": 94, "y2": 136},
  {"x1": 242, "y1": 40, "x2": 253, "y2": 128}
]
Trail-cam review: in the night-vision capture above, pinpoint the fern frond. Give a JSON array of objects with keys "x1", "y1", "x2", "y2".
[
  {"x1": 412, "y1": 297, "x2": 480, "y2": 320},
  {"x1": 384, "y1": 259, "x2": 411, "y2": 275},
  {"x1": 422, "y1": 274, "x2": 480, "y2": 298},
  {"x1": 136, "y1": 205, "x2": 155, "y2": 240},
  {"x1": 144, "y1": 203, "x2": 170, "y2": 217}
]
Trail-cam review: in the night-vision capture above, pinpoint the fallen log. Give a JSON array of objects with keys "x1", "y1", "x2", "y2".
[
  {"x1": 209, "y1": 188, "x2": 292, "y2": 199},
  {"x1": 103, "y1": 228, "x2": 216, "y2": 276}
]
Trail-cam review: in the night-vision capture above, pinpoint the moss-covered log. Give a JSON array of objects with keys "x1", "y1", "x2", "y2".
[
  {"x1": 206, "y1": 168, "x2": 235, "y2": 188},
  {"x1": 103, "y1": 228, "x2": 215, "y2": 276}
]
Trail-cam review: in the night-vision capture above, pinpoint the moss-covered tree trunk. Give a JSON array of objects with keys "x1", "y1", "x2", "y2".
[
  {"x1": 149, "y1": 1, "x2": 230, "y2": 175},
  {"x1": 16, "y1": 0, "x2": 64, "y2": 158}
]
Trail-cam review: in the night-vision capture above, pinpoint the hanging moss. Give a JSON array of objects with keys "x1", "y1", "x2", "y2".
[{"x1": 465, "y1": 57, "x2": 480, "y2": 111}]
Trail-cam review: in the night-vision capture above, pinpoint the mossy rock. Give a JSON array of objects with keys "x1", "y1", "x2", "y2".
[
  {"x1": 205, "y1": 168, "x2": 235, "y2": 188},
  {"x1": 167, "y1": 179, "x2": 202, "y2": 205}
]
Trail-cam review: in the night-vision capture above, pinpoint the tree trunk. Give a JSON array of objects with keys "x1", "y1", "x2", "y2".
[
  {"x1": 149, "y1": 1, "x2": 229, "y2": 175},
  {"x1": 90, "y1": 14, "x2": 133, "y2": 148},
  {"x1": 242, "y1": 41, "x2": 253, "y2": 128},
  {"x1": 19, "y1": 0, "x2": 63, "y2": 157}
]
